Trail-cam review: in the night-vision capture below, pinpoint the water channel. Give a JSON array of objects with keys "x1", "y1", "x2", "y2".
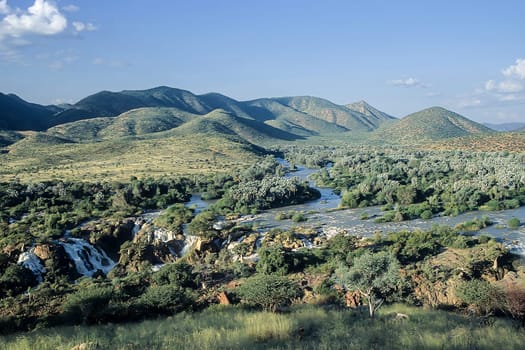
[{"x1": 236, "y1": 159, "x2": 525, "y2": 254}]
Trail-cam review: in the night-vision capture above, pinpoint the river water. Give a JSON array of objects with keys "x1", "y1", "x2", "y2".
[{"x1": 234, "y1": 159, "x2": 525, "y2": 254}]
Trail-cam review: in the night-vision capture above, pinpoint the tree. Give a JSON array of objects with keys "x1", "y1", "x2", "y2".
[
  {"x1": 333, "y1": 251, "x2": 401, "y2": 317},
  {"x1": 236, "y1": 274, "x2": 301, "y2": 312}
]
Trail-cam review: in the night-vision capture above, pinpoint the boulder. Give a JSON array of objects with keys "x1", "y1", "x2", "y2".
[
  {"x1": 217, "y1": 291, "x2": 231, "y2": 305},
  {"x1": 345, "y1": 290, "x2": 362, "y2": 308},
  {"x1": 33, "y1": 244, "x2": 53, "y2": 260}
]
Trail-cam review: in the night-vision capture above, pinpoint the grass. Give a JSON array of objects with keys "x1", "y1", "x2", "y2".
[
  {"x1": 1, "y1": 304, "x2": 524, "y2": 350},
  {"x1": 0, "y1": 133, "x2": 261, "y2": 182}
]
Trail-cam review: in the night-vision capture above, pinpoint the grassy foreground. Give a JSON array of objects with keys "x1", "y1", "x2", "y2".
[{"x1": 1, "y1": 304, "x2": 524, "y2": 350}]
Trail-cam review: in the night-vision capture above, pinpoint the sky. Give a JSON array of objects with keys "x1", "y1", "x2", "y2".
[{"x1": 0, "y1": 0, "x2": 524, "y2": 124}]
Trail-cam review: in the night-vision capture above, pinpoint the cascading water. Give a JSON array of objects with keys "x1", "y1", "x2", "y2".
[
  {"x1": 17, "y1": 248, "x2": 46, "y2": 282},
  {"x1": 58, "y1": 238, "x2": 116, "y2": 277},
  {"x1": 180, "y1": 234, "x2": 198, "y2": 256}
]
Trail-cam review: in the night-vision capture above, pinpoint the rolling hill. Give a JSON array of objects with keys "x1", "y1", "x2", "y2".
[
  {"x1": 484, "y1": 122, "x2": 525, "y2": 132},
  {"x1": 346, "y1": 100, "x2": 396, "y2": 125},
  {"x1": 47, "y1": 87, "x2": 396, "y2": 138},
  {"x1": 47, "y1": 106, "x2": 301, "y2": 145},
  {"x1": 0, "y1": 93, "x2": 55, "y2": 130},
  {"x1": 374, "y1": 107, "x2": 493, "y2": 143},
  {"x1": 271, "y1": 96, "x2": 378, "y2": 131},
  {"x1": 1, "y1": 86, "x2": 398, "y2": 142}
]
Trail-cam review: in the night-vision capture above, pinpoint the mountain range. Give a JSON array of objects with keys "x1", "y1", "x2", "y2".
[
  {"x1": 484, "y1": 122, "x2": 525, "y2": 132},
  {"x1": 0, "y1": 86, "x2": 509, "y2": 149}
]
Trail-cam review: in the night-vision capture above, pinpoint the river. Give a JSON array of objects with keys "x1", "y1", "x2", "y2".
[{"x1": 234, "y1": 158, "x2": 525, "y2": 254}]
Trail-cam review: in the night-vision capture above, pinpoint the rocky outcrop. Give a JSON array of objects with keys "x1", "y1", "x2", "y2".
[
  {"x1": 118, "y1": 243, "x2": 177, "y2": 272},
  {"x1": 412, "y1": 275, "x2": 462, "y2": 308},
  {"x1": 81, "y1": 218, "x2": 136, "y2": 259},
  {"x1": 33, "y1": 244, "x2": 53, "y2": 260},
  {"x1": 35, "y1": 243, "x2": 80, "y2": 280},
  {"x1": 345, "y1": 290, "x2": 363, "y2": 308},
  {"x1": 217, "y1": 291, "x2": 231, "y2": 305}
]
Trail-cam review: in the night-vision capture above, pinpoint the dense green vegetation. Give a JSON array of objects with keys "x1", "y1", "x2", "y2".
[{"x1": 281, "y1": 145, "x2": 525, "y2": 219}]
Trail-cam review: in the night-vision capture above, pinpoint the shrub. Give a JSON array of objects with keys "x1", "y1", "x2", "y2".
[
  {"x1": 508, "y1": 217, "x2": 521, "y2": 229},
  {"x1": 152, "y1": 262, "x2": 199, "y2": 289},
  {"x1": 505, "y1": 286, "x2": 525, "y2": 324},
  {"x1": 291, "y1": 212, "x2": 307, "y2": 222},
  {"x1": 256, "y1": 245, "x2": 293, "y2": 276},
  {"x1": 455, "y1": 279, "x2": 504, "y2": 316},
  {"x1": 420, "y1": 210, "x2": 433, "y2": 220},
  {"x1": 62, "y1": 284, "x2": 114, "y2": 324},
  {"x1": 236, "y1": 274, "x2": 301, "y2": 312},
  {"x1": 0, "y1": 264, "x2": 37, "y2": 297},
  {"x1": 138, "y1": 285, "x2": 196, "y2": 314}
]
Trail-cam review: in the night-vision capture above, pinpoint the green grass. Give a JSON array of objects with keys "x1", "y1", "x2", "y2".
[
  {"x1": 0, "y1": 133, "x2": 262, "y2": 182},
  {"x1": 2, "y1": 304, "x2": 524, "y2": 350}
]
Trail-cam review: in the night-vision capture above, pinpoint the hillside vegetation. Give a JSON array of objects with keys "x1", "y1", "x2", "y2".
[
  {"x1": 0, "y1": 133, "x2": 262, "y2": 182},
  {"x1": 374, "y1": 107, "x2": 493, "y2": 143}
]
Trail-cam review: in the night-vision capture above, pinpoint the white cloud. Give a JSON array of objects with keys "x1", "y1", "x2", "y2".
[
  {"x1": 62, "y1": 4, "x2": 79, "y2": 13},
  {"x1": 0, "y1": 0, "x2": 9, "y2": 15},
  {"x1": 502, "y1": 58, "x2": 525, "y2": 80},
  {"x1": 72, "y1": 21, "x2": 97, "y2": 32},
  {"x1": 485, "y1": 79, "x2": 523, "y2": 93},
  {"x1": 388, "y1": 77, "x2": 427, "y2": 88},
  {"x1": 0, "y1": 0, "x2": 67, "y2": 42}
]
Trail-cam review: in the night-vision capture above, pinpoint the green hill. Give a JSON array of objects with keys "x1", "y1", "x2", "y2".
[
  {"x1": 0, "y1": 129, "x2": 23, "y2": 147},
  {"x1": 48, "y1": 106, "x2": 301, "y2": 145},
  {"x1": 52, "y1": 86, "x2": 211, "y2": 125},
  {"x1": 2, "y1": 130, "x2": 264, "y2": 182},
  {"x1": 0, "y1": 93, "x2": 54, "y2": 130},
  {"x1": 272, "y1": 96, "x2": 376, "y2": 131},
  {"x1": 374, "y1": 107, "x2": 493, "y2": 143},
  {"x1": 48, "y1": 107, "x2": 197, "y2": 142},
  {"x1": 49, "y1": 87, "x2": 396, "y2": 138},
  {"x1": 345, "y1": 100, "x2": 396, "y2": 126},
  {"x1": 167, "y1": 109, "x2": 300, "y2": 144},
  {"x1": 244, "y1": 98, "x2": 348, "y2": 136}
]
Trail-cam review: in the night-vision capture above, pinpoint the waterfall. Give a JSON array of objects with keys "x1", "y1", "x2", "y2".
[
  {"x1": 508, "y1": 241, "x2": 525, "y2": 257},
  {"x1": 17, "y1": 248, "x2": 46, "y2": 282},
  {"x1": 58, "y1": 238, "x2": 116, "y2": 277},
  {"x1": 180, "y1": 235, "x2": 198, "y2": 256}
]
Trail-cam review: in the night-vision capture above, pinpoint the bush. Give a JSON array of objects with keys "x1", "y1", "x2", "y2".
[
  {"x1": 0, "y1": 264, "x2": 37, "y2": 297},
  {"x1": 256, "y1": 245, "x2": 293, "y2": 276},
  {"x1": 236, "y1": 274, "x2": 301, "y2": 312},
  {"x1": 455, "y1": 279, "x2": 504, "y2": 316},
  {"x1": 292, "y1": 212, "x2": 307, "y2": 222},
  {"x1": 420, "y1": 210, "x2": 433, "y2": 220},
  {"x1": 138, "y1": 285, "x2": 196, "y2": 314},
  {"x1": 152, "y1": 262, "x2": 199, "y2": 289},
  {"x1": 508, "y1": 217, "x2": 521, "y2": 229},
  {"x1": 62, "y1": 284, "x2": 114, "y2": 324}
]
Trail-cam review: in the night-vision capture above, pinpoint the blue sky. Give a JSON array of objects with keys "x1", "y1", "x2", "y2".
[{"x1": 0, "y1": 0, "x2": 524, "y2": 123}]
